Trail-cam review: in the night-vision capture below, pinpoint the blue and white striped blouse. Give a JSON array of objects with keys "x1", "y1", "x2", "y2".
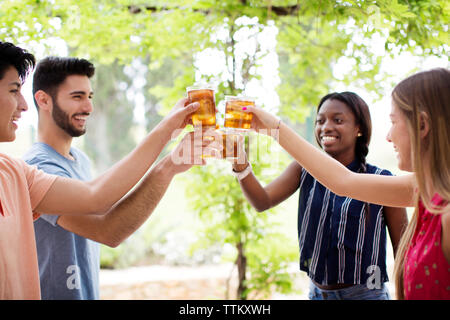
[{"x1": 297, "y1": 160, "x2": 391, "y2": 285}]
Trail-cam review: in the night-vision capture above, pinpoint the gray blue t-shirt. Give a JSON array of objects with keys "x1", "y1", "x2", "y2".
[{"x1": 23, "y1": 142, "x2": 100, "y2": 300}]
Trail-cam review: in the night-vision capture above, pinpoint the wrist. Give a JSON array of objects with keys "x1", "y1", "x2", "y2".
[
  {"x1": 232, "y1": 161, "x2": 249, "y2": 173},
  {"x1": 156, "y1": 155, "x2": 178, "y2": 178},
  {"x1": 269, "y1": 117, "x2": 281, "y2": 131},
  {"x1": 153, "y1": 117, "x2": 176, "y2": 141},
  {"x1": 231, "y1": 162, "x2": 253, "y2": 181},
  {"x1": 262, "y1": 117, "x2": 281, "y2": 138},
  {"x1": 275, "y1": 118, "x2": 282, "y2": 130}
]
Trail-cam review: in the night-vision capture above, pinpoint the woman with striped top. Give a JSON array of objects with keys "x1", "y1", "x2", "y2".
[{"x1": 232, "y1": 92, "x2": 407, "y2": 299}]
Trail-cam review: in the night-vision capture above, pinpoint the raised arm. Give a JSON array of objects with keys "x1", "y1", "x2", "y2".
[
  {"x1": 233, "y1": 159, "x2": 302, "y2": 212},
  {"x1": 35, "y1": 98, "x2": 200, "y2": 216},
  {"x1": 244, "y1": 105, "x2": 416, "y2": 208},
  {"x1": 53, "y1": 132, "x2": 205, "y2": 247}
]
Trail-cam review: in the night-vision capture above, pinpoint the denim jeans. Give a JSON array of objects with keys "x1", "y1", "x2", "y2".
[{"x1": 308, "y1": 280, "x2": 391, "y2": 300}]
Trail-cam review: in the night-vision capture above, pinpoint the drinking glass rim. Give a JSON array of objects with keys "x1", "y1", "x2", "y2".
[
  {"x1": 186, "y1": 85, "x2": 216, "y2": 92},
  {"x1": 216, "y1": 127, "x2": 242, "y2": 135},
  {"x1": 224, "y1": 95, "x2": 256, "y2": 102}
]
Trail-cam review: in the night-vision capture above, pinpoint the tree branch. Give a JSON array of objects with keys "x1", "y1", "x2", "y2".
[
  {"x1": 127, "y1": 4, "x2": 300, "y2": 17},
  {"x1": 271, "y1": 4, "x2": 300, "y2": 16}
]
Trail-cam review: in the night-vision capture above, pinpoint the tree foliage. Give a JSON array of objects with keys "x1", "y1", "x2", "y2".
[{"x1": 2, "y1": 1, "x2": 447, "y2": 111}]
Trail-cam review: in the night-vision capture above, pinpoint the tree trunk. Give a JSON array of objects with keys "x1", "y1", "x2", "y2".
[{"x1": 236, "y1": 241, "x2": 247, "y2": 300}]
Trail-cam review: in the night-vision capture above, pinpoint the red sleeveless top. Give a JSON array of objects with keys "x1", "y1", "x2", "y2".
[{"x1": 404, "y1": 194, "x2": 450, "y2": 299}]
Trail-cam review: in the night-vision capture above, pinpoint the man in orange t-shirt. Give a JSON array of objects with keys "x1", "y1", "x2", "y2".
[
  {"x1": 0, "y1": 155, "x2": 57, "y2": 299},
  {"x1": 0, "y1": 41, "x2": 205, "y2": 299}
]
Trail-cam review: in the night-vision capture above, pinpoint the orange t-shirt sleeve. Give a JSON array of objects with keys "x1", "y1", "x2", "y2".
[{"x1": 19, "y1": 159, "x2": 58, "y2": 219}]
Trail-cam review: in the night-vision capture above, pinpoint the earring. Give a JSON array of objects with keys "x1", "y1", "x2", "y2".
[{"x1": 357, "y1": 133, "x2": 362, "y2": 137}]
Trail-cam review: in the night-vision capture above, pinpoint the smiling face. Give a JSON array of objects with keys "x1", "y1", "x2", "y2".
[
  {"x1": 387, "y1": 101, "x2": 413, "y2": 172},
  {"x1": 51, "y1": 74, "x2": 93, "y2": 137},
  {"x1": 315, "y1": 98, "x2": 360, "y2": 165},
  {"x1": 0, "y1": 66, "x2": 28, "y2": 142}
]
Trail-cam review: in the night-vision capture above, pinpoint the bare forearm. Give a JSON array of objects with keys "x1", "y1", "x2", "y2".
[
  {"x1": 277, "y1": 122, "x2": 415, "y2": 207},
  {"x1": 36, "y1": 124, "x2": 173, "y2": 216},
  {"x1": 36, "y1": 99, "x2": 198, "y2": 216},
  {"x1": 238, "y1": 173, "x2": 272, "y2": 212},
  {"x1": 278, "y1": 122, "x2": 351, "y2": 194},
  {"x1": 96, "y1": 155, "x2": 177, "y2": 247},
  {"x1": 87, "y1": 122, "x2": 173, "y2": 212},
  {"x1": 233, "y1": 161, "x2": 301, "y2": 212},
  {"x1": 56, "y1": 131, "x2": 203, "y2": 245}
]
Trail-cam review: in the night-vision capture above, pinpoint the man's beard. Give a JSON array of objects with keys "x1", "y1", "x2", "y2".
[{"x1": 52, "y1": 99, "x2": 87, "y2": 137}]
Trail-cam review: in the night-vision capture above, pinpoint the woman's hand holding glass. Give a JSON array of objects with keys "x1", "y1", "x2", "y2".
[{"x1": 240, "y1": 104, "x2": 281, "y2": 134}]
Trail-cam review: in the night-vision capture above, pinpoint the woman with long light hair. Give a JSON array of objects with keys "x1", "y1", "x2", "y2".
[{"x1": 241, "y1": 68, "x2": 450, "y2": 299}]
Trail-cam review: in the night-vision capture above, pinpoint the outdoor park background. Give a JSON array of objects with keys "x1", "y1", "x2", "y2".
[{"x1": 0, "y1": 1, "x2": 448, "y2": 299}]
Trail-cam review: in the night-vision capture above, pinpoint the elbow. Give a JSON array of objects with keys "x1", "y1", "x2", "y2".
[
  {"x1": 105, "y1": 239, "x2": 121, "y2": 248},
  {"x1": 242, "y1": 190, "x2": 273, "y2": 212},
  {"x1": 92, "y1": 218, "x2": 128, "y2": 248},
  {"x1": 255, "y1": 206, "x2": 267, "y2": 213},
  {"x1": 83, "y1": 183, "x2": 121, "y2": 215},
  {"x1": 255, "y1": 204, "x2": 270, "y2": 212},
  {"x1": 253, "y1": 200, "x2": 272, "y2": 213},
  {"x1": 85, "y1": 192, "x2": 115, "y2": 215},
  {"x1": 100, "y1": 234, "x2": 126, "y2": 248}
]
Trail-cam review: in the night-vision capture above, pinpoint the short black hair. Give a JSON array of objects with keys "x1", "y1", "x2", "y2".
[
  {"x1": 0, "y1": 41, "x2": 36, "y2": 82},
  {"x1": 32, "y1": 56, "x2": 95, "y2": 108}
]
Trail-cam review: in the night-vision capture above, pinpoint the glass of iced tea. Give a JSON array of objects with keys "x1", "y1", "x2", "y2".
[
  {"x1": 224, "y1": 96, "x2": 254, "y2": 131},
  {"x1": 201, "y1": 129, "x2": 240, "y2": 160},
  {"x1": 220, "y1": 130, "x2": 240, "y2": 160},
  {"x1": 186, "y1": 86, "x2": 216, "y2": 129}
]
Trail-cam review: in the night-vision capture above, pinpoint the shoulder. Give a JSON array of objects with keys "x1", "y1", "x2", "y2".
[
  {"x1": 0, "y1": 152, "x2": 37, "y2": 173},
  {"x1": 23, "y1": 144, "x2": 72, "y2": 177},
  {"x1": 0, "y1": 152, "x2": 19, "y2": 166},
  {"x1": 23, "y1": 143, "x2": 56, "y2": 165},
  {"x1": 0, "y1": 153, "x2": 57, "y2": 185},
  {"x1": 0, "y1": 153, "x2": 28, "y2": 175}
]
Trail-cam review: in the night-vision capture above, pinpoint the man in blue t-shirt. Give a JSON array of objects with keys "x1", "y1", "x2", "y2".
[
  {"x1": 23, "y1": 57, "x2": 204, "y2": 299},
  {"x1": 24, "y1": 143, "x2": 99, "y2": 299}
]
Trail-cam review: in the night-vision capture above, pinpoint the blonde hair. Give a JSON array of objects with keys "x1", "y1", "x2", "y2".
[{"x1": 392, "y1": 68, "x2": 450, "y2": 299}]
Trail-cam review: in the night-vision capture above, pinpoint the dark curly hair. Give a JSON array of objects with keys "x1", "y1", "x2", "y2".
[
  {"x1": 32, "y1": 56, "x2": 95, "y2": 109},
  {"x1": 0, "y1": 41, "x2": 36, "y2": 82}
]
